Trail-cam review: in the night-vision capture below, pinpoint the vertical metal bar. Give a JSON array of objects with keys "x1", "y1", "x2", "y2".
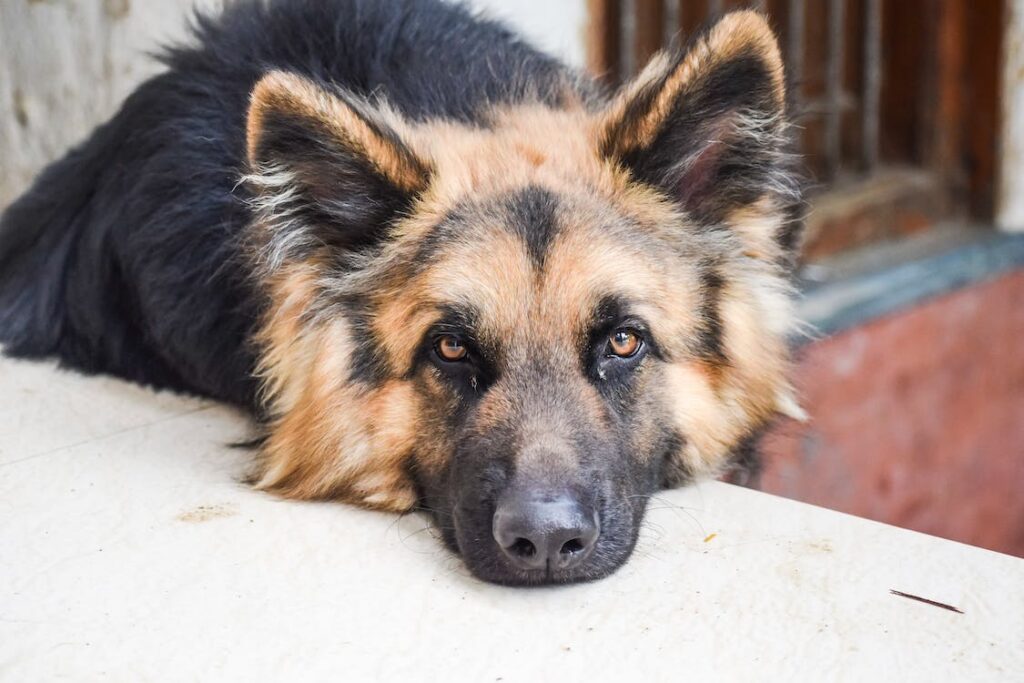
[
  {"x1": 787, "y1": 0, "x2": 804, "y2": 99},
  {"x1": 634, "y1": 0, "x2": 665, "y2": 66},
  {"x1": 620, "y1": 0, "x2": 636, "y2": 79},
  {"x1": 750, "y1": 0, "x2": 768, "y2": 12},
  {"x1": 825, "y1": 0, "x2": 845, "y2": 179},
  {"x1": 586, "y1": 0, "x2": 620, "y2": 85},
  {"x1": 861, "y1": 0, "x2": 882, "y2": 170},
  {"x1": 708, "y1": 0, "x2": 724, "y2": 17},
  {"x1": 664, "y1": 0, "x2": 680, "y2": 48}
]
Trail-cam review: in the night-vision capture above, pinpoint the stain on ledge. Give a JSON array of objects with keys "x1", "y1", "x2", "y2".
[{"x1": 177, "y1": 503, "x2": 238, "y2": 523}]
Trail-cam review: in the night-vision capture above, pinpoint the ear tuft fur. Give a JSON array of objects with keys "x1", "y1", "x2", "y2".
[{"x1": 244, "y1": 71, "x2": 431, "y2": 272}]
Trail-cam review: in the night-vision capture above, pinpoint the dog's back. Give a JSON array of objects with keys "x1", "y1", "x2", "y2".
[{"x1": 0, "y1": 0, "x2": 578, "y2": 406}]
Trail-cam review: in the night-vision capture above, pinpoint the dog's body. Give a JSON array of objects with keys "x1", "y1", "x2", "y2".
[
  {"x1": 0, "y1": 0, "x2": 802, "y2": 584},
  {"x1": 0, "y1": 0, "x2": 572, "y2": 406}
]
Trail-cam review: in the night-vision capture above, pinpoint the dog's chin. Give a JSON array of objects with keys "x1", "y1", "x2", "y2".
[{"x1": 461, "y1": 544, "x2": 636, "y2": 587}]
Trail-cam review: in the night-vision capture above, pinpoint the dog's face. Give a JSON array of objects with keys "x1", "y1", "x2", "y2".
[{"x1": 243, "y1": 12, "x2": 802, "y2": 584}]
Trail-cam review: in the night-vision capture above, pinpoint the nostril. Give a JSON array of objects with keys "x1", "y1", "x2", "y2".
[
  {"x1": 560, "y1": 538, "x2": 585, "y2": 556},
  {"x1": 508, "y1": 537, "x2": 537, "y2": 558},
  {"x1": 493, "y1": 489, "x2": 600, "y2": 572}
]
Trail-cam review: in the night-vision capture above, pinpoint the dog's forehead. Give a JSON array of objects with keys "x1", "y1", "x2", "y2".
[{"x1": 411, "y1": 186, "x2": 703, "y2": 346}]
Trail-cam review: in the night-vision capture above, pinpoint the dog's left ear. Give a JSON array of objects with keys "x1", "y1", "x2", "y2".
[
  {"x1": 599, "y1": 11, "x2": 798, "y2": 255},
  {"x1": 245, "y1": 71, "x2": 430, "y2": 269}
]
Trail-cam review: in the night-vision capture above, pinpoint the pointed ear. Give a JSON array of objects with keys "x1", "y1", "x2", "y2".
[
  {"x1": 598, "y1": 12, "x2": 799, "y2": 254},
  {"x1": 245, "y1": 71, "x2": 430, "y2": 267}
]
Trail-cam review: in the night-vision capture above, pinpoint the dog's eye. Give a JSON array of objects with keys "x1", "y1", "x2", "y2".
[
  {"x1": 435, "y1": 335, "x2": 468, "y2": 362},
  {"x1": 608, "y1": 329, "x2": 642, "y2": 358}
]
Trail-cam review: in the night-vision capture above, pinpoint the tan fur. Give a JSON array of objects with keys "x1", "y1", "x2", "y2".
[
  {"x1": 253, "y1": 263, "x2": 322, "y2": 414},
  {"x1": 726, "y1": 198, "x2": 788, "y2": 262},
  {"x1": 375, "y1": 228, "x2": 536, "y2": 373},
  {"x1": 402, "y1": 105, "x2": 617, "y2": 210},
  {"x1": 664, "y1": 269, "x2": 798, "y2": 478},
  {"x1": 255, "y1": 317, "x2": 421, "y2": 510}
]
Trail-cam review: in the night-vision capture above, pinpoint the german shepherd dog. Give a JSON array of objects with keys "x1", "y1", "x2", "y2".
[{"x1": 0, "y1": 0, "x2": 802, "y2": 584}]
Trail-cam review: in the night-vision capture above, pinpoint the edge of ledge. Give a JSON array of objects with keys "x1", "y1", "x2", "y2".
[{"x1": 795, "y1": 229, "x2": 1024, "y2": 339}]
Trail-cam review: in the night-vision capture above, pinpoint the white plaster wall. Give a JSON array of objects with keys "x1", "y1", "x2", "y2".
[
  {"x1": 0, "y1": 0, "x2": 587, "y2": 208},
  {"x1": 467, "y1": 0, "x2": 587, "y2": 68},
  {"x1": 998, "y1": 0, "x2": 1024, "y2": 232}
]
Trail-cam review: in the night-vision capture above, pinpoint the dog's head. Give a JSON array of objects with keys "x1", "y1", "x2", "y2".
[{"x1": 243, "y1": 12, "x2": 802, "y2": 584}]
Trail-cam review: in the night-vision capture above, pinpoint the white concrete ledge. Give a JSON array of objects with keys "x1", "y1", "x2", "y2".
[{"x1": 2, "y1": 356, "x2": 1022, "y2": 680}]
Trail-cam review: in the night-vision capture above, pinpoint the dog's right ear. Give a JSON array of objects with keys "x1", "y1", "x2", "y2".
[
  {"x1": 597, "y1": 12, "x2": 798, "y2": 258},
  {"x1": 245, "y1": 71, "x2": 431, "y2": 267}
]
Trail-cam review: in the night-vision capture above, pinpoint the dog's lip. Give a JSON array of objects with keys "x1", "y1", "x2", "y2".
[{"x1": 465, "y1": 552, "x2": 617, "y2": 586}]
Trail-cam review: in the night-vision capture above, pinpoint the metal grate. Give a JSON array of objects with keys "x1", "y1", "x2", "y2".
[{"x1": 588, "y1": 0, "x2": 1003, "y2": 259}]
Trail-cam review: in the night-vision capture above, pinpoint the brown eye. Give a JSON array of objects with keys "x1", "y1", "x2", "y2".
[
  {"x1": 436, "y1": 335, "x2": 468, "y2": 362},
  {"x1": 608, "y1": 329, "x2": 641, "y2": 357}
]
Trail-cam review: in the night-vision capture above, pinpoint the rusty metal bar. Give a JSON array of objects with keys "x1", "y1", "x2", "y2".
[
  {"x1": 619, "y1": 0, "x2": 636, "y2": 79},
  {"x1": 633, "y1": 0, "x2": 666, "y2": 66},
  {"x1": 664, "y1": 0, "x2": 680, "y2": 47},
  {"x1": 861, "y1": 0, "x2": 882, "y2": 170},
  {"x1": 825, "y1": 0, "x2": 845, "y2": 179},
  {"x1": 787, "y1": 0, "x2": 804, "y2": 98},
  {"x1": 586, "y1": 0, "x2": 621, "y2": 84}
]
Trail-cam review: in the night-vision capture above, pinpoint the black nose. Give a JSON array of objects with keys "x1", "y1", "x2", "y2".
[{"x1": 492, "y1": 490, "x2": 600, "y2": 572}]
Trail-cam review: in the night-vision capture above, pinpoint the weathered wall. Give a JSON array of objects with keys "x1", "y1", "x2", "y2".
[
  {"x1": 0, "y1": 0, "x2": 585, "y2": 208},
  {"x1": 0, "y1": 0, "x2": 222, "y2": 208},
  {"x1": 999, "y1": 0, "x2": 1024, "y2": 232},
  {"x1": 471, "y1": 0, "x2": 587, "y2": 68},
  {"x1": 762, "y1": 270, "x2": 1024, "y2": 557}
]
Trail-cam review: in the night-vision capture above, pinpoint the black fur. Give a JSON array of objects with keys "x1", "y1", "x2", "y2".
[
  {"x1": 503, "y1": 186, "x2": 561, "y2": 267},
  {"x1": 696, "y1": 261, "x2": 728, "y2": 365},
  {"x1": 339, "y1": 294, "x2": 392, "y2": 386},
  {"x1": 0, "y1": 0, "x2": 576, "y2": 406}
]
